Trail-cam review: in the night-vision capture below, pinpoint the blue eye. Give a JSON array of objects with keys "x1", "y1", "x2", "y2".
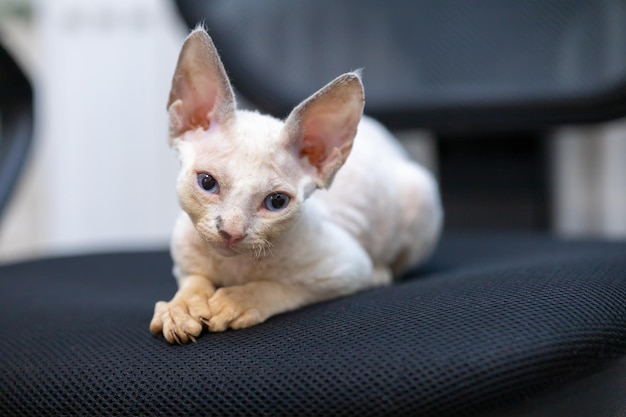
[
  {"x1": 197, "y1": 173, "x2": 219, "y2": 194},
  {"x1": 264, "y1": 193, "x2": 290, "y2": 211}
]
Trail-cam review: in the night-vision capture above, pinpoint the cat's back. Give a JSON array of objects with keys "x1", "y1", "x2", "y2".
[
  {"x1": 312, "y1": 116, "x2": 442, "y2": 271},
  {"x1": 314, "y1": 115, "x2": 419, "y2": 209},
  {"x1": 347, "y1": 116, "x2": 409, "y2": 165}
]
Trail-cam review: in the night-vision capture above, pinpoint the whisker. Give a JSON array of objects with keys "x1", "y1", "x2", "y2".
[
  {"x1": 240, "y1": 238, "x2": 275, "y2": 261},
  {"x1": 262, "y1": 238, "x2": 275, "y2": 258}
]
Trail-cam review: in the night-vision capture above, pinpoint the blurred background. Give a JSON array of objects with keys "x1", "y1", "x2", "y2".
[
  {"x1": 0, "y1": 0, "x2": 625, "y2": 263},
  {"x1": 0, "y1": 0, "x2": 185, "y2": 262}
]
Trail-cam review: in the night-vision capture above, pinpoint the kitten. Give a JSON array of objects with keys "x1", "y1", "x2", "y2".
[{"x1": 150, "y1": 28, "x2": 443, "y2": 344}]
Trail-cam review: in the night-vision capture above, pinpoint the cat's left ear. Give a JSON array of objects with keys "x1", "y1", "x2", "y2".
[
  {"x1": 167, "y1": 27, "x2": 236, "y2": 140},
  {"x1": 284, "y1": 72, "x2": 365, "y2": 189}
]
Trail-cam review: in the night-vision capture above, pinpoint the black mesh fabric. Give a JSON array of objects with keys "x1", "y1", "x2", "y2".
[{"x1": 1, "y1": 233, "x2": 626, "y2": 416}]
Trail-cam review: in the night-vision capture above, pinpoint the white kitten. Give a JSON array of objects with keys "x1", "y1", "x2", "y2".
[{"x1": 150, "y1": 28, "x2": 442, "y2": 344}]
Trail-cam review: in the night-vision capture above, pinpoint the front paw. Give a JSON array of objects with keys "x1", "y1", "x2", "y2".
[
  {"x1": 150, "y1": 292, "x2": 213, "y2": 344},
  {"x1": 207, "y1": 287, "x2": 264, "y2": 332}
]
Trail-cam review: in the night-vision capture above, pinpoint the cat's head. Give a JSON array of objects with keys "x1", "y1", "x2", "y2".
[{"x1": 167, "y1": 27, "x2": 364, "y2": 257}]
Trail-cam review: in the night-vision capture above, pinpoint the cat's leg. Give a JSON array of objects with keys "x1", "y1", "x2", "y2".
[
  {"x1": 206, "y1": 281, "x2": 314, "y2": 331},
  {"x1": 206, "y1": 227, "x2": 378, "y2": 332},
  {"x1": 372, "y1": 265, "x2": 393, "y2": 285},
  {"x1": 149, "y1": 274, "x2": 215, "y2": 343},
  {"x1": 392, "y1": 163, "x2": 443, "y2": 275}
]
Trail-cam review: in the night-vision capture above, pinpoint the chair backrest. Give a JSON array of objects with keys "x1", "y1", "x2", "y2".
[
  {"x1": 0, "y1": 44, "x2": 34, "y2": 220},
  {"x1": 174, "y1": 0, "x2": 626, "y2": 132}
]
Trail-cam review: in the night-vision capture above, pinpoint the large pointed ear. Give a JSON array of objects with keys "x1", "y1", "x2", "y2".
[
  {"x1": 284, "y1": 72, "x2": 365, "y2": 188},
  {"x1": 167, "y1": 27, "x2": 236, "y2": 140}
]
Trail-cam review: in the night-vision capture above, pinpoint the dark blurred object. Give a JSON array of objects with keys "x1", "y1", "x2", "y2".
[
  {"x1": 0, "y1": 44, "x2": 33, "y2": 220},
  {"x1": 437, "y1": 131, "x2": 550, "y2": 230},
  {"x1": 175, "y1": 0, "x2": 626, "y2": 131}
]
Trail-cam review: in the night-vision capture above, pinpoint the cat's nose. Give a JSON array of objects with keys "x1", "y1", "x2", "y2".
[{"x1": 218, "y1": 230, "x2": 245, "y2": 246}]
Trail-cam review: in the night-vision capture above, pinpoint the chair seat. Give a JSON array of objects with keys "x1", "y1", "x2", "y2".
[{"x1": 1, "y1": 233, "x2": 625, "y2": 416}]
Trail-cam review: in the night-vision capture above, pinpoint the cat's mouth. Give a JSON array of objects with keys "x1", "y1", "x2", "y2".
[
  {"x1": 210, "y1": 236, "x2": 257, "y2": 258},
  {"x1": 213, "y1": 242, "x2": 241, "y2": 257},
  {"x1": 211, "y1": 237, "x2": 273, "y2": 260}
]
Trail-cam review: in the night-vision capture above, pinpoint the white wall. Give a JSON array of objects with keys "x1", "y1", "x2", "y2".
[
  {"x1": 551, "y1": 121, "x2": 626, "y2": 238},
  {"x1": 0, "y1": 0, "x2": 187, "y2": 261}
]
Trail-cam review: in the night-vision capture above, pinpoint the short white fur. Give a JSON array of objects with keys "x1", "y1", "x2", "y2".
[{"x1": 150, "y1": 27, "x2": 443, "y2": 344}]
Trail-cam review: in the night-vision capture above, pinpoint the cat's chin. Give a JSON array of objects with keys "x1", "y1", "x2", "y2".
[{"x1": 212, "y1": 243, "x2": 241, "y2": 257}]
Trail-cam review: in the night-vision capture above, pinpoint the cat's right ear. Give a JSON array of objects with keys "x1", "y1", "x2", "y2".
[{"x1": 167, "y1": 27, "x2": 236, "y2": 141}]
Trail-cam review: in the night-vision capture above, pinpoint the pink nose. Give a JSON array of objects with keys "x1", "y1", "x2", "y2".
[{"x1": 219, "y1": 230, "x2": 245, "y2": 246}]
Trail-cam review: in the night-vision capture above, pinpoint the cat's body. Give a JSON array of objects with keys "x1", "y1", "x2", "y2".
[{"x1": 150, "y1": 28, "x2": 442, "y2": 344}]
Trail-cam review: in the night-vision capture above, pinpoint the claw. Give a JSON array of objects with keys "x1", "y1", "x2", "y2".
[
  {"x1": 170, "y1": 329, "x2": 182, "y2": 345},
  {"x1": 189, "y1": 334, "x2": 197, "y2": 343}
]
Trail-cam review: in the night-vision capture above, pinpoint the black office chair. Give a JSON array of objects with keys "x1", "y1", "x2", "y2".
[
  {"x1": 175, "y1": 0, "x2": 626, "y2": 130},
  {"x1": 1, "y1": 2, "x2": 626, "y2": 416}
]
